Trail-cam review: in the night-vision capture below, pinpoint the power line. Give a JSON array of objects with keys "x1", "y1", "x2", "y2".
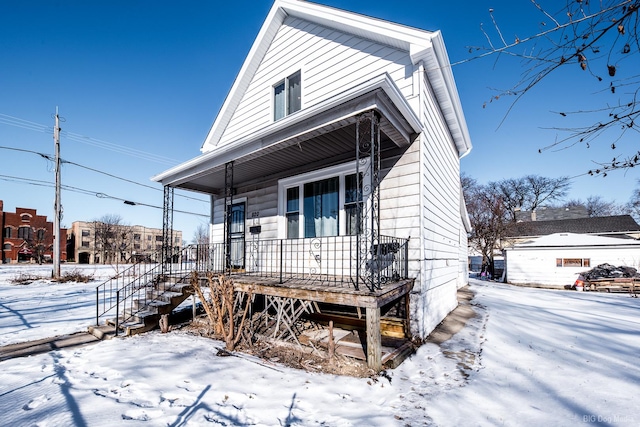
[
  {"x1": 62, "y1": 130, "x2": 177, "y2": 165},
  {"x1": 0, "y1": 145, "x2": 209, "y2": 203},
  {"x1": 0, "y1": 113, "x2": 50, "y2": 133},
  {"x1": 0, "y1": 112, "x2": 178, "y2": 165},
  {"x1": 0, "y1": 174, "x2": 208, "y2": 218}
]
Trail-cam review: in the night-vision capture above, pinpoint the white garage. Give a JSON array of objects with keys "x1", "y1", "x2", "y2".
[{"x1": 504, "y1": 233, "x2": 640, "y2": 288}]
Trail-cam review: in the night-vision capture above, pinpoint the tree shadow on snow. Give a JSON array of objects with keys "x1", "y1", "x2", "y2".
[{"x1": 51, "y1": 352, "x2": 88, "y2": 427}]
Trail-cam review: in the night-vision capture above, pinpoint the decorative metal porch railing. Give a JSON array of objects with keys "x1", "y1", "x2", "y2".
[
  {"x1": 95, "y1": 235, "x2": 410, "y2": 333},
  {"x1": 184, "y1": 234, "x2": 410, "y2": 290}
]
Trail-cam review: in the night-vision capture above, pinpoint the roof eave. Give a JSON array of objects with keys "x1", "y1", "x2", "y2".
[
  {"x1": 411, "y1": 33, "x2": 472, "y2": 159},
  {"x1": 153, "y1": 73, "x2": 421, "y2": 186}
]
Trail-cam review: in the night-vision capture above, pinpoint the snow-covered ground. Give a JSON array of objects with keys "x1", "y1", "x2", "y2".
[{"x1": 1, "y1": 264, "x2": 638, "y2": 426}]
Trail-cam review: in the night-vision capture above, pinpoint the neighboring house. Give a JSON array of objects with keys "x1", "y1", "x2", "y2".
[
  {"x1": 504, "y1": 233, "x2": 640, "y2": 288},
  {"x1": 68, "y1": 221, "x2": 182, "y2": 264},
  {"x1": 152, "y1": 0, "x2": 471, "y2": 368},
  {"x1": 506, "y1": 215, "x2": 640, "y2": 243},
  {"x1": 515, "y1": 206, "x2": 589, "y2": 222},
  {"x1": 0, "y1": 199, "x2": 67, "y2": 264}
]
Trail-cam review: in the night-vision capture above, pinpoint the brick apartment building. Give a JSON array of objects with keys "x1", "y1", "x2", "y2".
[
  {"x1": 1, "y1": 200, "x2": 67, "y2": 264},
  {"x1": 68, "y1": 221, "x2": 182, "y2": 264}
]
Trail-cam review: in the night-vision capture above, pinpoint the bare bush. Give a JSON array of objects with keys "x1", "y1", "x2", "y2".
[
  {"x1": 55, "y1": 269, "x2": 95, "y2": 283},
  {"x1": 190, "y1": 271, "x2": 253, "y2": 351},
  {"x1": 10, "y1": 273, "x2": 44, "y2": 285}
]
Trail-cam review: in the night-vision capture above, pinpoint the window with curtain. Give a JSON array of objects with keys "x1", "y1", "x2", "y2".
[
  {"x1": 304, "y1": 177, "x2": 339, "y2": 238},
  {"x1": 273, "y1": 70, "x2": 301, "y2": 121},
  {"x1": 286, "y1": 187, "x2": 300, "y2": 239},
  {"x1": 344, "y1": 173, "x2": 362, "y2": 235},
  {"x1": 282, "y1": 171, "x2": 363, "y2": 239}
]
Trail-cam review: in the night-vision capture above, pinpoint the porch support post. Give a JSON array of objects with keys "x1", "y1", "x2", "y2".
[
  {"x1": 224, "y1": 161, "x2": 234, "y2": 273},
  {"x1": 366, "y1": 306, "x2": 382, "y2": 371},
  {"x1": 162, "y1": 185, "x2": 174, "y2": 275},
  {"x1": 356, "y1": 111, "x2": 381, "y2": 292}
]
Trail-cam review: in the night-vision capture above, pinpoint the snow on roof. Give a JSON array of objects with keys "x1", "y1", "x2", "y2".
[{"x1": 510, "y1": 232, "x2": 640, "y2": 249}]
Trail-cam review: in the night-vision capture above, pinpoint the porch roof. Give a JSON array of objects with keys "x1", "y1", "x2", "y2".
[{"x1": 152, "y1": 74, "x2": 421, "y2": 195}]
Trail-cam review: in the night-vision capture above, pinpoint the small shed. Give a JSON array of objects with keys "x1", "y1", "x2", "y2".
[{"x1": 504, "y1": 233, "x2": 640, "y2": 288}]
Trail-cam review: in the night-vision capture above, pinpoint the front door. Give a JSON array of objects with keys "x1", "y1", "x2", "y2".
[{"x1": 228, "y1": 202, "x2": 245, "y2": 269}]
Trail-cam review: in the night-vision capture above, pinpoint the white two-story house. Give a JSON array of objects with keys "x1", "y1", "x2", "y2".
[{"x1": 153, "y1": 0, "x2": 472, "y2": 369}]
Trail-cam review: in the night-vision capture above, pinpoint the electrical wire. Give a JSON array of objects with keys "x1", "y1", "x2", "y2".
[
  {"x1": 0, "y1": 112, "x2": 178, "y2": 165},
  {"x1": 0, "y1": 174, "x2": 208, "y2": 218},
  {"x1": 0, "y1": 113, "x2": 50, "y2": 133},
  {"x1": 0, "y1": 145, "x2": 209, "y2": 203},
  {"x1": 62, "y1": 130, "x2": 177, "y2": 165}
]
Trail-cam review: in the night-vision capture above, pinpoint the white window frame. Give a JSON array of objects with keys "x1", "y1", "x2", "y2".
[
  {"x1": 277, "y1": 160, "x2": 369, "y2": 239},
  {"x1": 273, "y1": 70, "x2": 302, "y2": 121}
]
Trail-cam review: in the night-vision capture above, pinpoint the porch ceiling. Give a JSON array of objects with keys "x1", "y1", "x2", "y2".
[
  {"x1": 155, "y1": 85, "x2": 420, "y2": 195},
  {"x1": 178, "y1": 117, "x2": 399, "y2": 194}
]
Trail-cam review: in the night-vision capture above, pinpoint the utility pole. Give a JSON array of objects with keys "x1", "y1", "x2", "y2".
[{"x1": 52, "y1": 107, "x2": 61, "y2": 279}]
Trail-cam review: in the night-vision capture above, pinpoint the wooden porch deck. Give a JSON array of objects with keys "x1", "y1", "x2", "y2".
[
  {"x1": 207, "y1": 273, "x2": 415, "y2": 370},
  {"x1": 227, "y1": 274, "x2": 414, "y2": 308}
]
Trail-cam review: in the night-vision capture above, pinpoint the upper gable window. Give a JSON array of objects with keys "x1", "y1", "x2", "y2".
[{"x1": 274, "y1": 71, "x2": 301, "y2": 121}]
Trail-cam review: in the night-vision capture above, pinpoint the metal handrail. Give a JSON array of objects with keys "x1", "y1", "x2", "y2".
[
  {"x1": 95, "y1": 236, "x2": 411, "y2": 330},
  {"x1": 95, "y1": 245, "x2": 194, "y2": 331}
]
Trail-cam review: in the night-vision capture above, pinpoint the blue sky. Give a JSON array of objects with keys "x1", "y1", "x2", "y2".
[{"x1": 1, "y1": 0, "x2": 638, "y2": 243}]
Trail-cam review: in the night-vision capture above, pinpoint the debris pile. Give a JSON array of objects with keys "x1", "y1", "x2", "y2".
[{"x1": 580, "y1": 263, "x2": 639, "y2": 280}]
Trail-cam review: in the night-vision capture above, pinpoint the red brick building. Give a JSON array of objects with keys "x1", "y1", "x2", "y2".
[{"x1": 1, "y1": 200, "x2": 67, "y2": 264}]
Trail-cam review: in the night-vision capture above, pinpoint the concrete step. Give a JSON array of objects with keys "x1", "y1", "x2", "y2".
[
  {"x1": 146, "y1": 290, "x2": 184, "y2": 301},
  {"x1": 132, "y1": 299, "x2": 172, "y2": 313},
  {"x1": 96, "y1": 272, "x2": 194, "y2": 338},
  {"x1": 87, "y1": 324, "x2": 117, "y2": 340}
]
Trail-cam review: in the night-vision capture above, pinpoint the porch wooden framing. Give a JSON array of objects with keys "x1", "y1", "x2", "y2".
[{"x1": 226, "y1": 274, "x2": 414, "y2": 370}]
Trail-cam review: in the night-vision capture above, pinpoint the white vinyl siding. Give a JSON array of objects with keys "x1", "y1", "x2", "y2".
[
  {"x1": 217, "y1": 16, "x2": 412, "y2": 146},
  {"x1": 414, "y1": 70, "x2": 464, "y2": 336}
]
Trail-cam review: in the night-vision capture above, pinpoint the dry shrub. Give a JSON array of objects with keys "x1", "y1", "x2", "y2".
[
  {"x1": 55, "y1": 269, "x2": 94, "y2": 283},
  {"x1": 11, "y1": 273, "x2": 43, "y2": 285},
  {"x1": 190, "y1": 272, "x2": 253, "y2": 351}
]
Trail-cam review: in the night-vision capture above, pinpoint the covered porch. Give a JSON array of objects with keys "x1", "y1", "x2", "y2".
[{"x1": 153, "y1": 75, "x2": 422, "y2": 369}]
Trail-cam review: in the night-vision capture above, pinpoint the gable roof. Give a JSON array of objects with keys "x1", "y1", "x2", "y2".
[
  {"x1": 201, "y1": 0, "x2": 471, "y2": 158},
  {"x1": 506, "y1": 215, "x2": 640, "y2": 238},
  {"x1": 509, "y1": 232, "x2": 640, "y2": 249}
]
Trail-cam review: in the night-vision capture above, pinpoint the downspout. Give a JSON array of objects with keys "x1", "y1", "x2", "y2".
[{"x1": 417, "y1": 60, "x2": 426, "y2": 339}]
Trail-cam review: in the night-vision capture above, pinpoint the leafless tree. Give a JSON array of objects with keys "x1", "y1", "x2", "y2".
[
  {"x1": 473, "y1": 1, "x2": 640, "y2": 174},
  {"x1": 192, "y1": 223, "x2": 210, "y2": 245},
  {"x1": 627, "y1": 187, "x2": 640, "y2": 221},
  {"x1": 562, "y1": 195, "x2": 628, "y2": 217},
  {"x1": 94, "y1": 214, "x2": 131, "y2": 265},
  {"x1": 464, "y1": 176, "x2": 513, "y2": 277},
  {"x1": 493, "y1": 175, "x2": 571, "y2": 221},
  {"x1": 25, "y1": 227, "x2": 50, "y2": 265}
]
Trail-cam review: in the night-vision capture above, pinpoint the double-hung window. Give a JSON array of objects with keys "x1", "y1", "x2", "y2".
[
  {"x1": 274, "y1": 71, "x2": 301, "y2": 121},
  {"x1": 280, "y1": 162, "x2": 365, "y2": 239}
]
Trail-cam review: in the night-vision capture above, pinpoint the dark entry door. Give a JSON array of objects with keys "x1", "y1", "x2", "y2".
[{"x1": 228, "y1": 202, "x2": 245, "y2": 269}]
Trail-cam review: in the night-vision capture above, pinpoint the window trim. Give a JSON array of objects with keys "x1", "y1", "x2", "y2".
[
  {"x1": 556, "y1": 258, "x2": 591, "y2": 268},
  {"x1": 273, "y1": 70, "x2": 302, "y2": 121},
  {"x1": 277, "y1": 160, "x2": 368, "y2": 239}
]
